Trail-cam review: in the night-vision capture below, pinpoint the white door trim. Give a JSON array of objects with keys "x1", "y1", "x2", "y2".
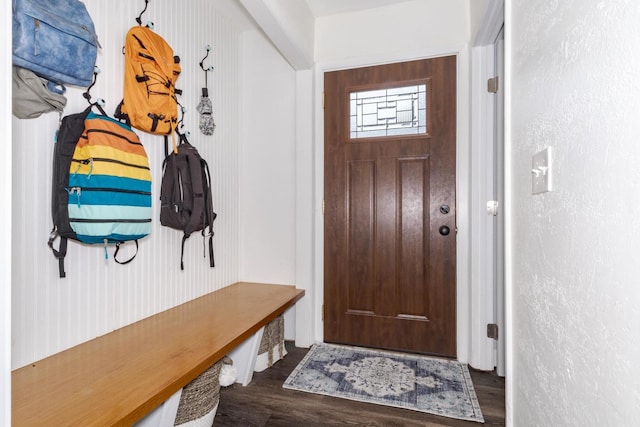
[
  {"x1": 468, "y1": 0, "x2": 505, "y2": 371},
  {"x1": 469, "y1": 43, "x2": 498, "y2": 370},
  {"x1": 495, "y1": 29, "x2": 506, "y2": 377}
]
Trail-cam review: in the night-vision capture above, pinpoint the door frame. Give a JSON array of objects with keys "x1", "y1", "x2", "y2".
[
  {"x1": 313, "y1": 44, "x2": 472, "y2": 362},
  {"x1": 469, "y1": 0, "x2": 505, "y2": 372}
]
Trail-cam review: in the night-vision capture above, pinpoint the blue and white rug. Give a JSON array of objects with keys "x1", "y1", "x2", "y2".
[{"x1": 283, "y1": 343, "x2": 484, "y2": 423}]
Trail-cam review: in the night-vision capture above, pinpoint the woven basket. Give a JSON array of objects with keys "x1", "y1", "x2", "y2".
[
  {"x1": 174, "y1": 359, "x2": 223, "y2": 426},
  {"x1": 255, "y1": 315, "x2": 286, "y2": 372}
]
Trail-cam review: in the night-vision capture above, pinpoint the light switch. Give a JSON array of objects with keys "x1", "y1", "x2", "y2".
[{"x1": 532, "y1": 147, "x2": 552, "y2": 194}]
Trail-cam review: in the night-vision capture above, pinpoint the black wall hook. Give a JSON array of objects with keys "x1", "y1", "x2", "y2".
[
  {"x1": 82, "y1": 66, "x2": 107, "y2": 115},
  {"x1": 199, "y1": 45, "x2": 214, "y2": 73},
  {"x1": 136, "y1": 0, "x2": 149, "y2": 25},
  {"x1": 82, "y1": 66, "x2": 100, "y2": 104},
  {"x1": 199, "y1": 45, "x2": 214, "y2": 97}
]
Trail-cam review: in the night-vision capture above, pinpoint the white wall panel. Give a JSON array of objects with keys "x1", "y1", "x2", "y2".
[
  {"x1": 315, "y1": 0, "x2": 470, "y2": 63},
  {"x1": 239, "y1": 30, "x2": 297, "y2": 286},
  {"x1": 12, "y1": 0, "x2": 242, "y2": 368},
  {"x1": 1, "y1": 0, "x2": 12, "y2": 421}
]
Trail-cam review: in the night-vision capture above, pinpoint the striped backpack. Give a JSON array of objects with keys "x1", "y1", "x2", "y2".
[{"x1": 48, "y1": 105, "x2": 152, "y2": 278}]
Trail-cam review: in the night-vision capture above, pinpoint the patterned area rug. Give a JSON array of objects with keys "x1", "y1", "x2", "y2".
[{"x1": 283, "y1": 343, "x2": 484, "y2": 423}]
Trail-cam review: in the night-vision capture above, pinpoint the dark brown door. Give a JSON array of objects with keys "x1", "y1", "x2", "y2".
[{"x1": 324, "y1": 56, "x2": 457, "y2": 357}]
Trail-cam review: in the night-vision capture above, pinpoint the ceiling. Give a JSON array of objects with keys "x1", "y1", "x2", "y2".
[
  {"x1": 222, "y1": 0, "x2": 416, "y2": 32},
  {"x1": 220, "y1": 0, "x2": 417, "y2": 36},
  {"x1": 304, "y1": 0, "x2": 414, "y2": 17}
]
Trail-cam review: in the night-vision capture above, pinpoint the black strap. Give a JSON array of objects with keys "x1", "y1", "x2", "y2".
[
  {"x1": 114, "y1": 100, "x2": 131, "y2": 125},
  {"x1": 183, "y1": 154, "x2": 205, "y2": 237},
  {"x1": 180, "y1": 234, "x2": 188, "y2": 271},
  {"x1": 113, "y1": 240, "x2": 139, "y2": 265},
  {"x1": 47, "y1": 233, "x2": 67, "y2": 278},
  {"x1": 170, "y1": 143, "x2": 181, "y2": 216},
  {"x1": 209, "y1": 234, "x2": 214, "y2": 267},
  {"x1": 148, "y1": 113, "x2": 160, "y2": 132},
  {"x1": 94, "y1": 103, "x2": 107, "y2": 116},
  {"x1": 202, "y1": 161, "x2": 215, "y2": 268},
  {"x1": 202, "y1": 228, "x2": 214, "y2": 268}
]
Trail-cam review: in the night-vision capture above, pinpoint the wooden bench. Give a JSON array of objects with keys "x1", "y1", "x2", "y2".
[{"x1": 12, "y1": 282, "x2": 305, "y2": 426}]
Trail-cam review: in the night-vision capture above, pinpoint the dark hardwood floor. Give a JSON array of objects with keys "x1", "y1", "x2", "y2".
[{"x1": 215, "y1": 342, "x2": 505, "y2": 426}]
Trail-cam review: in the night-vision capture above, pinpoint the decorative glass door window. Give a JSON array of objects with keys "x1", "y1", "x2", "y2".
[{"x1": 349, "y1": 83, "x2": 427, "y2": 139}]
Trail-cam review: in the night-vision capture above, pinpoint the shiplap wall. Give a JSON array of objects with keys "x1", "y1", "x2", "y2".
[
  {"x1": 2, "y1": 0, "x2": 12, "y2": 421},
  {"x1": 11, "y1": 0, "x2": 243, "y2": 368}
]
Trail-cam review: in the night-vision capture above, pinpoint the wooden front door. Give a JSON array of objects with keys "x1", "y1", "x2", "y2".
[{"x1": 323, "y1": 56, "x2": 457, "y2": 357}]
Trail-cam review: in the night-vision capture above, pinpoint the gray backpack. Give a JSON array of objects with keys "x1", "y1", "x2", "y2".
[
  {"x1": 160, "y1": 134, "x2": 216, "y2": 270},
  {"x1": 12, "y1": 66, "x2": 66, "y2": 119}
]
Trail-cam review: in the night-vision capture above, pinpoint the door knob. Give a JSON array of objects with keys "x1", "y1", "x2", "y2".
[{"x1": 439, "y1": 225, "x2": 450, "y2": 236}]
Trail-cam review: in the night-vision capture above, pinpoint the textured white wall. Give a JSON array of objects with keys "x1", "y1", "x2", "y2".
[
  {"x1": 510, "y1": 0, "x2": 640, "y2": 425},
  {"x1": 11, "y1": 0, "x2": 244, "y2": 368},
  {"x1": 239, "y1": 29, "x2": 297, "y2": 286}
]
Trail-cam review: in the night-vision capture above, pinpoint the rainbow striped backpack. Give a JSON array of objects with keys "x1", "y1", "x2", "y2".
[{"x1": 48, "y1": 106, "x2": 152, "y2": 278}]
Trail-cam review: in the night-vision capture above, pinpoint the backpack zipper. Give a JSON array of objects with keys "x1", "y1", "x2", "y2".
[
  {"x1": 69, "y1": 218, "x2": 151, "y2": 223},
  {"x1": 81, "y1": 24, "x2": 102, "y2": 48},
  {"x1": 71, "y1": 157, "x2": 150, "y2": 172},
  {"x1": 70, "y1": 187, "x2": 151, "y2": 196},
  {"x1": 68, "y1": 186, "x2": 82, "y2": 207},
  {"x1": 92, "y1": 157, "x2": 150, "y2": 171},
  {"x1": 85, "y1": 128, "x2": 145, "y2": 147},
  {"x1": 34, "y1": 19, "x2": 40, "y2": 55},
  {"x1": 68, "y1": 186, "x2": 151, "y2": 208}
]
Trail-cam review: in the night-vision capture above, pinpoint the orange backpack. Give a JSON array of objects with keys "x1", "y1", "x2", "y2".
[{"x1": 115, "y1": 25, "x2": 181, "y2": 137}]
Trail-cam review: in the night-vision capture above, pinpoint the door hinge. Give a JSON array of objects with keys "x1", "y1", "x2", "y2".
[
  {"x1": 487, "y1": 76, "x2": 499, "y2": 93},
  {"x1": 487, "y1": 323, "x2": 499, "y2": 340},
  {"x1": 322, "y1": 304, "x2": 325, "y2": 321},
  {"x1": 322, "y1": 91, "x2": 325, "y2": 109},
  {"x1": 322, "y1": 199, "x2": 325, "y2": 215}
]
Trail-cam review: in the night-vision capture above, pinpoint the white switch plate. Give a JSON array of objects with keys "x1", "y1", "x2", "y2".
[{"x1": 532, "y1": 147, "x2": 553, "y2": 194}]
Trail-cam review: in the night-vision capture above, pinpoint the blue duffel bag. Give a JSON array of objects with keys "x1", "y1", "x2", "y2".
[{"x1": 12, "y1": 0, "x2": 100, "y2": 88}]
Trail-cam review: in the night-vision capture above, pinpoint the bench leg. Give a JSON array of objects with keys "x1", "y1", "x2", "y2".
[
  {"x1": 227, "y1": 326, "x2": 265, "y2": 386},
  {"x1": 134, "y1": 388, "x2": 182, "y2": 427}
]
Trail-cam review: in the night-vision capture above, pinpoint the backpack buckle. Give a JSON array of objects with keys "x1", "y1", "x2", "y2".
[{"x1": 48, "y1": 226, "x2": 61, "y2": 243}]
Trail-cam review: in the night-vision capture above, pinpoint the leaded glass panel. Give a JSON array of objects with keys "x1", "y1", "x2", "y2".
[{"x1": 350, "y1": 84, "x2": 427, "y2": 139}]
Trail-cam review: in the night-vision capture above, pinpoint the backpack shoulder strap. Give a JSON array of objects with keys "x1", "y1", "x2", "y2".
[
  {"x1": 48, "y1": 105, "x2": 94, "y2": 278},
  {"x1": 201, "y1": 158, "x2": 215, "y2": 268},
  {"x1": 183, "y1": 146, "x2": 206, "y2": 237},
  {"x1": 47, "y1": 234, "x2": 68, "y2": 278},
  {"x1": 113, "y1": 100, "x2": 130, "y2": 125}
]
